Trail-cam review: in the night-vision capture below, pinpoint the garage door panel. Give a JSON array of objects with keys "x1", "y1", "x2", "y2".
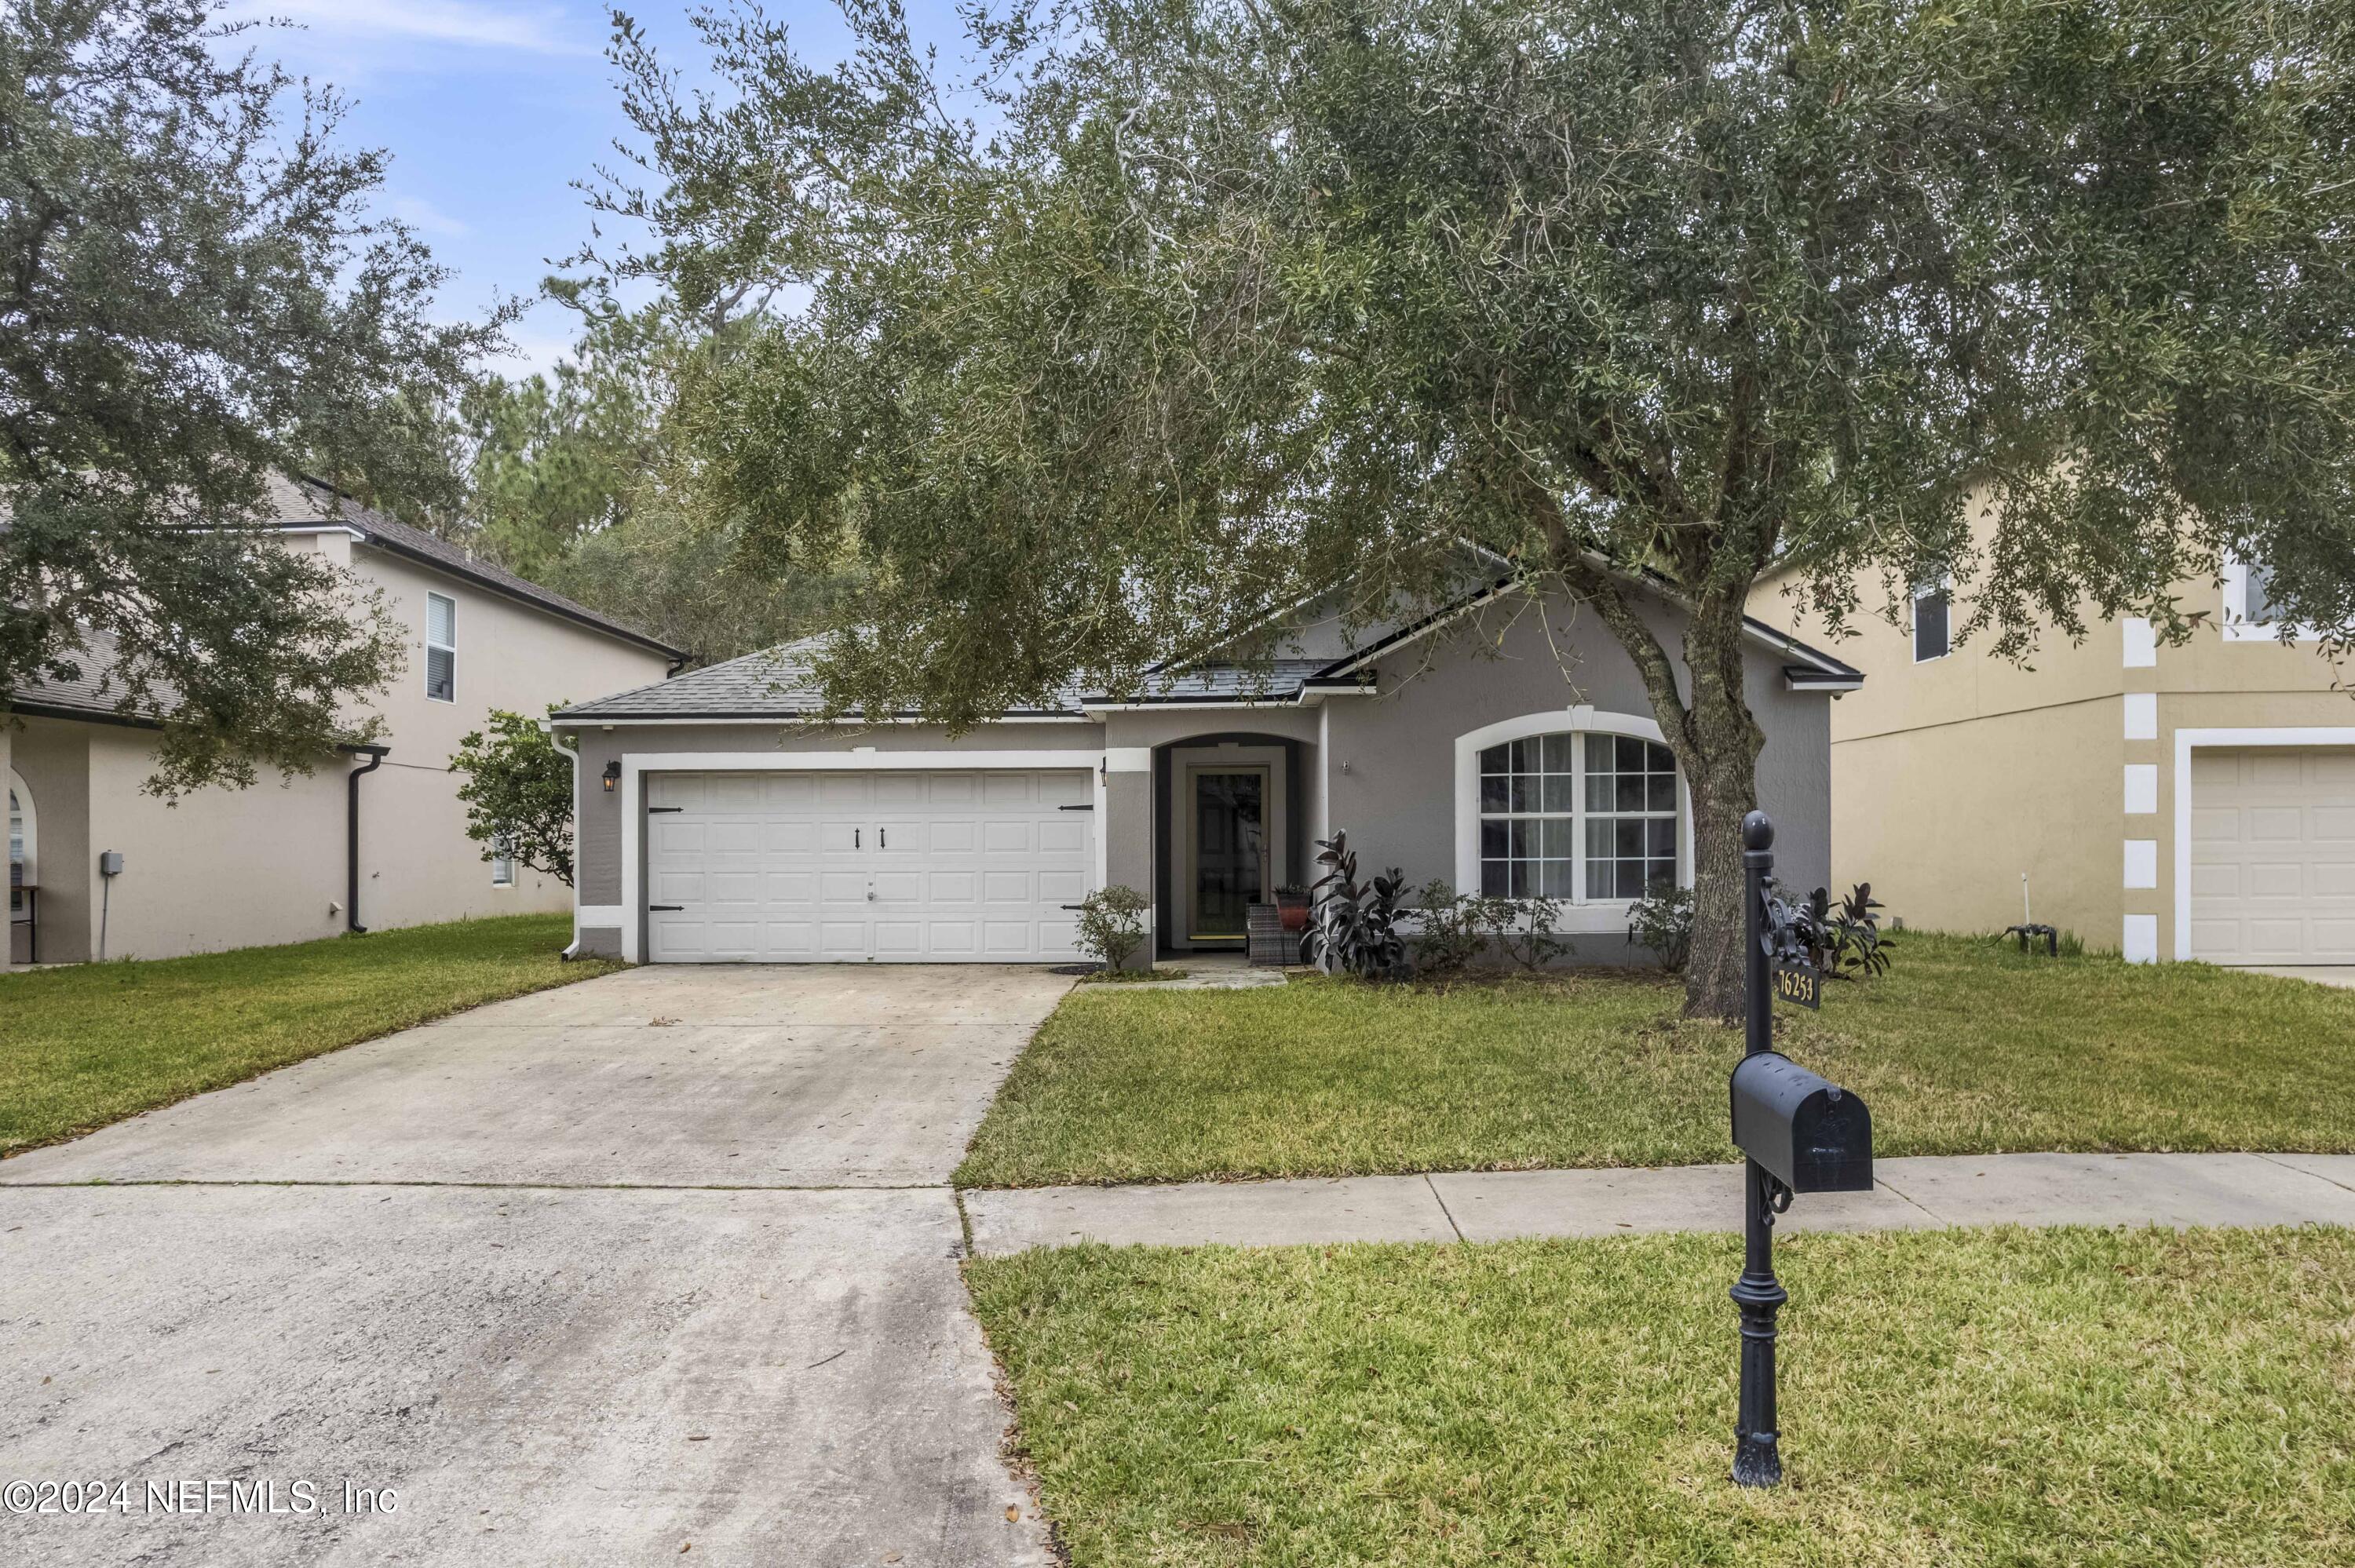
[
  {"x1": 765, "y1": 871, "x2": 819, "y2": 903},
  {"x1": 2248, "y1": 808, "x2": 2304, "y2": 842},
  {"x1": 648, "y1": 774, "x2": 705, "y2": 809},
  {"x1": 927, "y1": 921, "x2": 980, "y2": 955},
  {"x1": 2191, "y1": 746, "x2": 2355, "y2": 965},
  {"x1": 2313, "y1": 807, "x2": 2355, "y2": 840},
  {"x1": 644, "y1": 768, "x2": 1093, "y2": 962}
]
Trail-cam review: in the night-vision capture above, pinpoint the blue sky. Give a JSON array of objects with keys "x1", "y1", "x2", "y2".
[{"x1": 218, "y1": 2, "x2": 909, "y2": 382}]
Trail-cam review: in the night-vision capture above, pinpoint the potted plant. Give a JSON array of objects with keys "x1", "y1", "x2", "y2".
[{"x1": 1273, "y1": 884, "x2": 1311, "y2": 932}]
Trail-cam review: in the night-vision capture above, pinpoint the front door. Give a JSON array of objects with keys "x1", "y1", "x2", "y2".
[{"x1": 1189, "y1": 768, "x2": 1268, "y2": 943}]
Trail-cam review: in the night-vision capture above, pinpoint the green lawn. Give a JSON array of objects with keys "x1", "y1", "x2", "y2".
[
  {"x1": 0, "y1": 913, "x2": 616, "y2": 1155},
  {"x1": 956, "y1": 934, "x2": 2355, "y2": 1187},
  {"x1": 967, "y1": 1226, "x2": 2355, "y2": 1566}
]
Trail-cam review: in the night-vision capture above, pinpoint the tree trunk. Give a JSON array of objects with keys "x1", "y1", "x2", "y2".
[{"x1": 1676, "y1": 599, "x2": 1766, "y2": 1021}]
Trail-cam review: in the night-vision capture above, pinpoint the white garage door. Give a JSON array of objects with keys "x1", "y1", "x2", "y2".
[
  {"x1": 2189, "y1": 747, "x2": 2355, "y2": 964},
  {"x1": 644, "y1": 770, "x2": 1094, "y2": 962}
]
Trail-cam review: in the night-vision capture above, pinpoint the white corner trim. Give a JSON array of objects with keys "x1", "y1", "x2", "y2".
[
  {"x1": 1450, "y1": 708, "x2": 1691, "y2": 900},
  {"x1": 2123, "y1": 913, "x2": 2159, "y2": 965},
  {"x1": 1103, "y1": 748, "x2": 1152, "y2": 773},
  {"x1": 2122, "y1": 617, "x2": 2158, "y2": 668},
  {"x1": 2172, "y1": 726, "x2": 2355, "y2": 961},
  {"x1": 616, "y1": 749, "x2": 1107, "y2": 963},
  {"x1": 2122, "y1": 840, "x2": 2157, "y2": 890},
  {"x1": 2123, "y1": 764, "x2": 2158, "y2": 815},
  {"x1": 575, "y1": 905, "x2": 624, "y2": 928},
  {"x1": 2122, "y1": 692, "x2": 2158, "y2": 742}
]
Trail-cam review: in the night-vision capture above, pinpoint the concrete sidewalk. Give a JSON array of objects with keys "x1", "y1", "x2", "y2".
[{"x1": 962, "y1": 1150, "x2": 2355, "y2": 1255}]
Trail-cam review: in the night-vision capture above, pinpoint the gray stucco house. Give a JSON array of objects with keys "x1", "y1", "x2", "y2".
[{"x1": 551, "y1": 578, "x2": 1861, "y2": 965}]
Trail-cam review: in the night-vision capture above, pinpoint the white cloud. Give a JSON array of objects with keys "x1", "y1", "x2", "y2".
[
  {"x1": 221, "y1": 2, "x2": 586, "y2": 55},
  {"x1": 388, "y1": 195, "x2": 470, "y2": 237}
]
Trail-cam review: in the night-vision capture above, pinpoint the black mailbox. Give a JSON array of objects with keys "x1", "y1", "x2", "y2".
[{"x1": 1729, "y1": 1052, "x2": 1872, "y2": 1193}]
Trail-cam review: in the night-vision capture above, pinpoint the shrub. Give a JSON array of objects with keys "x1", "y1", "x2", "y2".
[
  {"x1": 1410, "y1": 881, "x2": 1489, "y2": 977},
  {"x1": 1075, "y1": 884, "x2": 1150, "y2": 971},
  {"x1": 1762, "y1": 879, "x2": 1895, "y2": 980},
  {"x1": 1410, "y1": 881, "x2": 1573, "y2": 977},
  {"x1": 1627, "y1": 881, "x2": 1695, "y2": 972},
  {"x1": 1302, "y1": 831, "x2": 1408, "y2": 980}
]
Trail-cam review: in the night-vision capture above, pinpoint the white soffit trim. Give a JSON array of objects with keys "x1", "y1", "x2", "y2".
[
  {"x1": 616, "y1": 749, "x2": 1108, "y2": 963},
  {"x1": 2171, "y1": 726, "x2": 2355, "y2": 961}
]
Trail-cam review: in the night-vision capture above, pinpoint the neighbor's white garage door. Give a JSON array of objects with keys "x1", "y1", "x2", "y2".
[
  {"x1": 644, "y1": 770, "x2": 1094, "y2": 962},
  {"x1": 2189, "y1": 747, "x2": 2355, "y2": 964}
]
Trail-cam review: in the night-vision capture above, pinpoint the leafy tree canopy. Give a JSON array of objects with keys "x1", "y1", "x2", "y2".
[
  {"x1": 450, "y1": 708, "x2": 576, "y2": 888},
  {"x1": 596, "y1": 0, "x2": 2355, "y2": 1012},
  {"x1": 455, "y1": 289, "x2": 861, "y2": 662},
  {"x1": 0, "y1": 0, "x2": 506, "y2": 792}
]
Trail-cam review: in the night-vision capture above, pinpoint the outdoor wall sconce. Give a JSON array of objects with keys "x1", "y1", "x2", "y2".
[{"x1": 601, "y1": 761, "x2": 620, "y2": 793}]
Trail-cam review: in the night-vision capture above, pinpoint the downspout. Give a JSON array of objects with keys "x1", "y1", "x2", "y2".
[
  {"x1": 345, "y1": 746, "x2": 387, "y2": 933},
  {"x1": 545, "y1": 722, "x2": 583, "y2": 959}
]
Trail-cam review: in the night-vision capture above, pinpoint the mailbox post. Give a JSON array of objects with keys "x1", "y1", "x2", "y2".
[
  {"x1": 1727, "y1": 810, "x2": 1873, "y2": 1489},
  {"x1": 1731, "y1": 810, "x2": 1787, "y2": 1486}
]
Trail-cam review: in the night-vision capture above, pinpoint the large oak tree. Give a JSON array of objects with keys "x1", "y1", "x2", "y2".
[
  {"x1": 600, "y1": 0, "x2": 2355, "y2": 1015},
  {"x1": 1, "y1": 0, "x2": 504, "y2": 793}
]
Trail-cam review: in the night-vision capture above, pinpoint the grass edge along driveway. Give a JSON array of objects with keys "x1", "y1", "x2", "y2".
[
  {"x1": 956, "y1": 934, "x2": 2355, "y2": 1187},
  {"x1": 1, "y1": 913, "x2": 615, "y2": 1156},
  {"x1": 966, "y1": 1225, "x2": 2355, "y2": 1567}
]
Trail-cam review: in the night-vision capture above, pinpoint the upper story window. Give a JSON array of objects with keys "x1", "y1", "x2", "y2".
[
  {"x1": 1478, "y1": 733, "x2": 1678, "y2": 900},
  {"x1": 2224, "y1": 553, "x2": 2293, "y2": 638},
  {"x1": 1911, "y1": 580, "x2": 1952, "y2": 662},
  {"x1": 425, "y1": 593, "x2": 456, "y2": 702},
  {"x1": 490, "y1": 833, "x2": 515, "y2": 887}
]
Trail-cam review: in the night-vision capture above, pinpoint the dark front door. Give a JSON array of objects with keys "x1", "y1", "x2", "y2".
[{"x1": 1191, "y1": 770, "x2": 1267, "y2": 941}]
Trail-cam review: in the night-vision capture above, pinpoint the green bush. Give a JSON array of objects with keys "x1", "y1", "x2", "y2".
[{"x1": 1075, "y1": 884, "x2": 1150, "y2": 970}]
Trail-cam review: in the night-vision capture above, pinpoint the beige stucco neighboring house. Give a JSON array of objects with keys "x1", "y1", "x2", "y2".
[
  {"x1": 6, "y1": 480, "x2": 681, "y2": 968},
  {"x1": 1750, "y1": 497, "x2": 2355, "y2": 966}
]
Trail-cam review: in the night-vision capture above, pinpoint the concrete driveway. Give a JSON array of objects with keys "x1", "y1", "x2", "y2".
[{"x1": 0, "y1": 965, "x2": 1072, "y2": 1566}]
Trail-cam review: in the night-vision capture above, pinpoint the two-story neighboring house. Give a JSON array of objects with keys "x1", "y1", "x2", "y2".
[
  {"x1": 6, "y1": 480, "x2": 681, "y2": 966},
  {"x1": 1752, "y1": 500, "x2": 2355, "y2": 968}
]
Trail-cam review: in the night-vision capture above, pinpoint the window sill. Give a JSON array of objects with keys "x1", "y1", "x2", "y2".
[{"x1": 2222, "y1": 621, "x2": 2322, "y2": 644}]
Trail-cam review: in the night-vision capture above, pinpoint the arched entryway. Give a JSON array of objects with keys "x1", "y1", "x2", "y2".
[
  {"x1": 1152, "y1": 731, "x2": 1311, "y2": 957},
  {"x1": 8, "y1": 768, "x2": 35, "y2": 965}
]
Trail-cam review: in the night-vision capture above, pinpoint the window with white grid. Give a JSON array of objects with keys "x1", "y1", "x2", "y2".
[{"x1": 1479, "y1": 732, "x2": 1678, "y2": 901}]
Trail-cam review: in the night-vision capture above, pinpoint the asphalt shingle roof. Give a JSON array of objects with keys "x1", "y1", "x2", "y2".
[
  {"x1": 271, "y1": 478, "x2": 683, "y2": 658},
  {"x1": 7, "y1": 626, "x2": 173, "y2": 724}
]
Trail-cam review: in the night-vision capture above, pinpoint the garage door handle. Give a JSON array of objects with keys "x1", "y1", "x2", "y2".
[
  {"x1": 648, "y1": 904, "x2": 683, "y2": 912},
  {"x1": 1061, "y1": 903, "x2": 1086, "y2": 910},
  {"x1": 878, "y1": 828, "x2": 887, "y2": 848},
  {"x1": 647, "y1": 806, "x2": 684, "y2": 814},
  {"x1": 1058, "y1": 804, "x2": 1094, "y2": 811}
]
